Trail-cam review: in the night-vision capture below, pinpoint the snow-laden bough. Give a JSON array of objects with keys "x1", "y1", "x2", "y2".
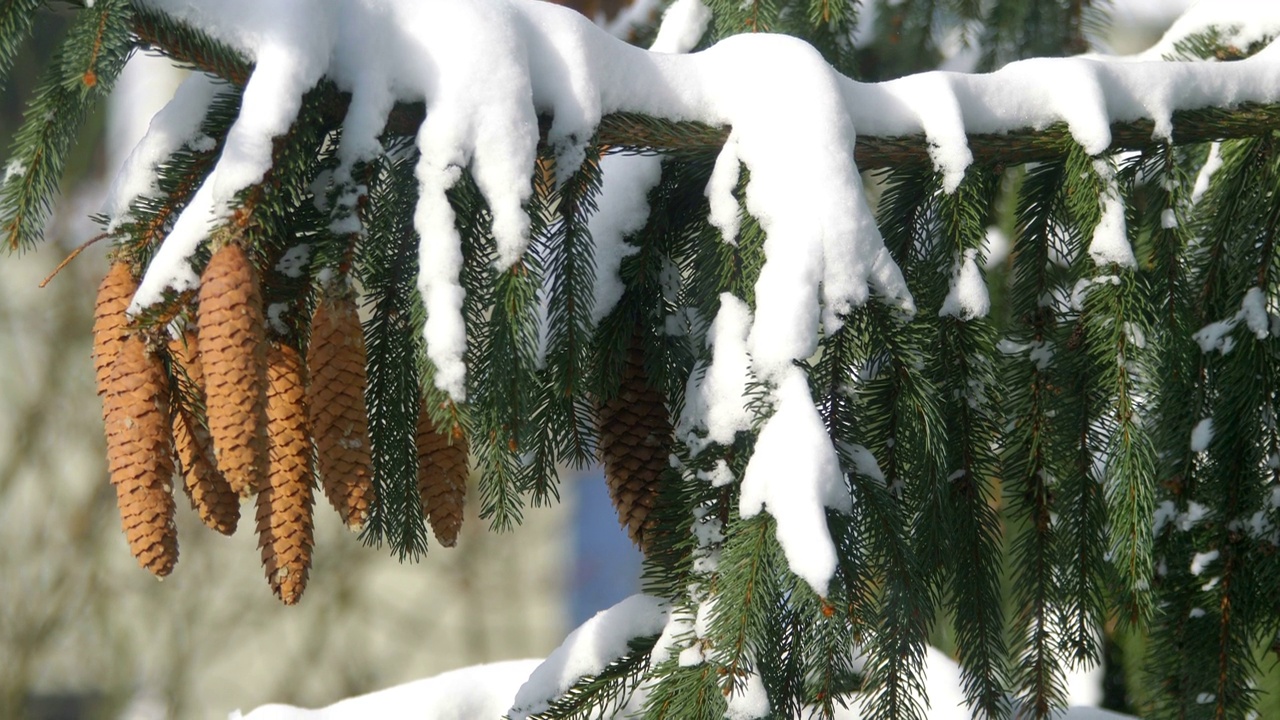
[{"x1": 116, "y1": 0, "x2": 1280, "y2": 596}]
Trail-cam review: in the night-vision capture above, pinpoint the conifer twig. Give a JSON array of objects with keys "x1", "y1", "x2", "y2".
[{"x1": 39, "y1": 232, "x2": 109, "y2": 288}]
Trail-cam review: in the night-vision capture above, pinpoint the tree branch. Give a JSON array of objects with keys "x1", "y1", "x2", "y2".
[{"x1": 132, "y1": 6, "x2": 1280, "y2": 173}]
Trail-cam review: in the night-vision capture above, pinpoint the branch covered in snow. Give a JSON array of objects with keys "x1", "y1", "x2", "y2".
[
  {"x1": 10, "y1": 1, "x2": 1280, "y2": 715},
  {"x1": 131, "y1": 4, "x2": 1280, "y2": 175},
  {"x1": 111, "y1": 0, "x2": 1280, "y2": 602}
]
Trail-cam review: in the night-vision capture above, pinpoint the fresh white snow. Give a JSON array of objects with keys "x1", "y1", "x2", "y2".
[
  {"x1": 740, "y1": 366, "x2": 848, "y2": 596},
  {"x1": 231, "y1": 659, "x2": 541, "y2": 720},
  {"x1": 103, "y1": 71, "x2": 223, "y2": 227},
  {"x1": 508, "y1": 594, "x2": 670, "y2": 719},
  {"x1": 1142, "y1": 0, "x2": 1280, "y2": 59},
  {"x1": 590, "y1": 0, "x2": 709, "y2": 326},
  {"x1": 843, "y1": 442, "x2": 887, "y2": 484},
  {"x1": 1190, "y1": 549, "x2": 1220, "y2": 575},
  {"x1": 587, "y1": 152, "x2": 660, "y2": 324},
  {"x1": 647, "y1": 0, "x2": 712, "y2": 54},
  {"x1": 229, "y1": 646, "x2": 1131, "y2": 719},
  {"x1": 939, "y1": 248, "x2": 990, "y2": 320},
  {"x1": 706, "y1": 132, "x2": 742, "y2": 244},
  {"x1": 1191, "y1": 417, "x2": 1214, "y2": 452},
  {"x1": 1191, "y1": 141, "x2": 1223, "y2": 204},
  {"x1": 1193, "y1": 287, "x2": 1274, "y2": 353},
  {"x1": 1240, "y1": 286, "x2": 1270, "y2": 338},
  {"x1": 1089, "y1": 159, "x2": 1137, "y2": 268},
  {"x1": 724, "y1": 670, "x2": 771, "y2": 719},
  {"x1": 679, "y1": 293, "x2": 755, "y2": 451}
]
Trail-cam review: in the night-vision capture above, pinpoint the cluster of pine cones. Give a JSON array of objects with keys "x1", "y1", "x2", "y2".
[{"x1": 92, "y1": 244, "x2": 468, "y2": 605}]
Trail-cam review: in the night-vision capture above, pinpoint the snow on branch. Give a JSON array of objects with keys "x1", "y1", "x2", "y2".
[
  {"x1": 131, "y1": 2, "x2": 1280, "y2": 174},
  {"x1": 121, "y1": 0, "x2": 1280, "y2": 597},
  {"x1": 508, "y1": 594, "x2": 669, "y2": 718}
]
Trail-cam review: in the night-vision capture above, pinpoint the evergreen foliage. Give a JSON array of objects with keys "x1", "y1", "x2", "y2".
[{"x1": 7, "y1": 0, "x2": 1280, "y2": 718}]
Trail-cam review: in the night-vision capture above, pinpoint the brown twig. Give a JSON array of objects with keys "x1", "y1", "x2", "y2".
[{"x1": 39, "y1": 232, "x2": 109, "y2": 288}]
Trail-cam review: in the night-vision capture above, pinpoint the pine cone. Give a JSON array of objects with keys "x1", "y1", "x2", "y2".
[
  {"x1": 198, "y1": 244, "x2": 268, "y2": 497},
  {"x1": 256, "y1": 342, "x2": 315, "y2": 605},
  {"x1": 416, "y1": 405, "x2": 468, "y2": 548},
  {"x1": 168, "y1": 330, "x2": 240, "y2": 535},
  {"x1": 92, "y1": 261, "x2": 136, "y2": 395},
  {"x1": 307, "y1": 292, "x2": 375, "y2": 530},
  {"x1": 102, "y1": 332, "x2": 178, "y2": 577},
  {"x1": 597, "y1": 338, "x2": 671, "y2": 551}
]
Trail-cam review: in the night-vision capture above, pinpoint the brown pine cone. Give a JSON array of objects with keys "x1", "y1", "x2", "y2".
[
  {"x1": 416, "y1": 405, "x2": 468, "y2": 548},
  {"x1": 597, "y1": 337, "x2": 672, "y2": 552},
  {"x1": 198, "y1": 244, "x2": 268, "y2": 497},
  {"x1": 307, "y1": 292, "x2": 375, "y2": 531},
  {"x1": 168, "y1": 330, "x2": 240, "y2": 535},
  {"x1": 103, "y1": 332, "x2": 178, "y2": 577},
  {"x1": 256, "y1": 342, "x2": 315, "y2": 605},
  {"x1": 92, "y1": 261, "x2": 136, "y2": 396}
]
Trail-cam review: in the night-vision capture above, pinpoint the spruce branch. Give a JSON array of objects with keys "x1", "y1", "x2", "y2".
[
  {"x1": 128, "y1": 7, "x2": 1280, "y2": 180},
  {"x1": 0, "y1": 0, "x2": 43, "y2": 93},
  {"x1": 2, "y1": 0, "x2": 132, "y2": 252},
  {"x1": 1054, "y1": 147, "x2": 1109, "y2": 671},
  {"x1": 131, "y1": 4, "x2": 249, "y2": 84},
  {"x1": 1003, "y1": 157, "x2": 1074, "y2": 717},
  {"x1": 521, "y1": 149, "x2": 602, "y2": 506},
  {"x1": 359, "y1": 152, "x2": 431, "y2": 559},
  {"x1": 107, "y1": 83, "x2": 240, "y2": 275},
  {"x1": 849, "y1": 311, "x2": 937, "y2": 720},
  {"x1": 928, "y1": 168, "x2": 1010, "y2": 719},
  {"x1": 523, "y1": 635, "x2": 659, "y2": 720},
  {"x1": 706, "y1": 513, "x2": 781, "y2": 701}
]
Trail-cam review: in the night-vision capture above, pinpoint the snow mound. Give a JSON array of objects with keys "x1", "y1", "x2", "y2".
[
  {"x1": 230, "y1": 659, "x2": 541, "y2": 720},
  {"x1": 508, "y1": 593, "x2": 670, "y2": 719}
]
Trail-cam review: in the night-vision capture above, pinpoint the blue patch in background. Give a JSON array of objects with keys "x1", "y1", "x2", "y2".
[{"x1": 568, "y1": 468, "x2": 644, "y2": 627}]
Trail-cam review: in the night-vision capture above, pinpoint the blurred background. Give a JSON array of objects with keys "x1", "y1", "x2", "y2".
[{"x1": 0, "y1": 2, "x2": 1190, "y2": 719}]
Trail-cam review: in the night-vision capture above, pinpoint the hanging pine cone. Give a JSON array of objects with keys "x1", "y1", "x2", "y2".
[
  {"x1": 256, "y1": 342, "x2": 315, "y2": 605},
  {"x1": 92, "y1": 261, "x2": 136, "y2": 395},
  {"x1": 416, "y1": 405, "x2": 468, "y2": 548},
  {"x1": 168, "y1": 330, "x2": 240, "y2": 535},
  {"x1": 307, "y1": 291, "x2": 375, "y2": 530},
  {"x1": 102, "y1": 331, "x2": 179, "y2": 577},
  {"x1": 597, "y1": 336, "x2": 672, "y2": 552},
  {"x1": 198, "y1": 243, "x2": 268, "y2": 497}
]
